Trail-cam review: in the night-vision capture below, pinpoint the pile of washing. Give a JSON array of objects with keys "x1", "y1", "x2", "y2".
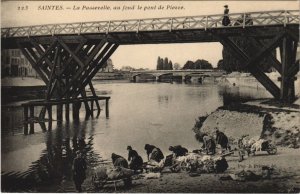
[
  {"x1": 92, "y1": 166, "x2": 134, "y2": 181},
  {"x1": 144, "y1": 152, "x2": 230, "y2": 174}
]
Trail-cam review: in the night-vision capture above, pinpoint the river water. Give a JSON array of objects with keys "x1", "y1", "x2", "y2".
[{"x1": 1, "y1": 81, "x2": 271, "y2": 190}]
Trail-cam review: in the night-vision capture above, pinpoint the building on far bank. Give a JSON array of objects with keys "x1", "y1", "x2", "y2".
[{"x1": 1, "y1": 49, "x2": 38, "y2": 78}]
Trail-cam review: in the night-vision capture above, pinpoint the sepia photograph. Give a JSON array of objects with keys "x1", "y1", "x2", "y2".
[{"x1": 1, "y1": 0, "x2": 300, "y2": 192}]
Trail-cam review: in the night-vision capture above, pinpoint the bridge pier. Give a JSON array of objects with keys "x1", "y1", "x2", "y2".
[
  {"x1": 156, "y1": 76, "x2": 160, "y2": 82},
  {"x1": 279, "y1": 36, "x2": 298, "y2": 102},
  {"x1": 218, "y1": 30, "x2": 298, "y2": 103},
  {"x1": 16, "y1": 37, "x2": 117, "y2": 125}
]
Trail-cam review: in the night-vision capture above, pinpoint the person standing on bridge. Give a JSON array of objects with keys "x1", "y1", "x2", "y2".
[{"x1": 222, "y1": 5, "x2": 231, "y2": 26}]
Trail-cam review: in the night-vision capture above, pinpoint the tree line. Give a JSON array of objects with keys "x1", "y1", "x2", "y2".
[
  {"x1": 157, "y1": 57, "x2": 213, "y2": 70},
  {"x1": 157, "y1": 57, "x2": 173, "y2": 70}
]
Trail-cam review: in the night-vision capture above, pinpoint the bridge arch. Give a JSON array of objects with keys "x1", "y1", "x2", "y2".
[
  {"x1": 157, "y1": 73, "x2": 174, "y2": 82},
  {"x1": 184, "y1": 73, "x2": 208, "y2": 83},
  {"x1": 132, "y1": 73, "x2": 156, "y2": 82}
]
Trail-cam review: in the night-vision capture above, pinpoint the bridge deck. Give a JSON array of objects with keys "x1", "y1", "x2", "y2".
[{"x1": 2, "y1": 10, "x2": 299, "y2": 38}]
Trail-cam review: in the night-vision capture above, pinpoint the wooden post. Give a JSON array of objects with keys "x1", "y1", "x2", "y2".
[
  {"x1": 47, "y1": 105, "x2": 52, "y2": 120},
  {"x1": 57, "y1": 104, "x2": 63, "y2": 122},
  {"x1": 280, "y1": 36, "x2": 294, "y2": 102},
  {"x1": 89, "y1": 82, "x2": 101, "y2": 117},
  {"x1": 24, "y1": 105, "x2": 28, "y2": 135},
  {"x1": 47, "y1": 105, "x2": 52, "y2": 131},
  {"x1": 72, "y1": 101, "x2": 81, "y2": 121},
  {"x1": 29, "y1": 105, "x2": 34, "y2": 134},
  {"x1": 81, "y1": 90, "x2": 91, "y2": 119},
  {"x1": 105, "y1": 99, "x2": 109, "y2": 118},
  {"x1": 65, "y1": 103, "x2": 70, "y2": 121},
  {"x1": 48, "y1": 118, "x2": 52, "y2": 131},
  {"x1": 91, "y1": 100, "x2": 94, "y2": 117},
  {"x1": 66, "y1": 76, "x2": 70, "y2": 121},
  {"x1": 96, "y1": 100, "x2": 101, "y2": 117}
]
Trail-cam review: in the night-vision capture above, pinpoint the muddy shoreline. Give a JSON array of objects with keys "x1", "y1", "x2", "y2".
[{"x1": 2, "y1": 99, "x2": 300, "y2": 193}]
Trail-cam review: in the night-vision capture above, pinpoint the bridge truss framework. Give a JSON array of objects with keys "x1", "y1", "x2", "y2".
[{"x1": 1, "y1": 10, "x2": 299, "y2": 124}]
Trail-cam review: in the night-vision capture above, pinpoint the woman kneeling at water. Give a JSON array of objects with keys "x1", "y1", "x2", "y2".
[
  {"x1": 111, "y1": 153, "x2": 128, "y2": 168},
  {"x1": 127, "y1": 146, "x2": 143, "y2": 172},
  {"x1": 169, "y1": 145, "x2": 188, "y2": 157},
  {"x1": 144, "y1": 144, "x2": 164, "y2": 162}
]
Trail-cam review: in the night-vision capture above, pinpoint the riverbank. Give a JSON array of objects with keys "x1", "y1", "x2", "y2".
[
  {"x1": 192, "y1": 99, "x2": 300, "y2": 148},
  {"x1": 32, "y1": 99, "x2": 300, "y2": 193}
]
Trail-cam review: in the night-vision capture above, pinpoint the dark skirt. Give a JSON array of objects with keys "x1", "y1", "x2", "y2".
[
  {"x1": 114, "y1": 158, "x2": 129, "y2": 168},
  {"x1": 129, "y1": 155, "x2": 143, "y2": 170},
  {"x1": 206, "y1": 139, "x2": 216, "y2": 154},
  {"x1": 150, "y1": 148, "x2": 164, "y2": 162},
  {"x1": 222, "y1": 16, "x2": 230, "y2": 26}
]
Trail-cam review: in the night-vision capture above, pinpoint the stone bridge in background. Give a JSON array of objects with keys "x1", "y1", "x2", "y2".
[{"x1": 130, "y1": 69, "x2": 225, "y2": 82}]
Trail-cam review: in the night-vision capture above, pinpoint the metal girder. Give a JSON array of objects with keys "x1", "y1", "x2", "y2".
[
  {"x1": 57, "y1": 39, "x2": 87, "y2": 76},
  {"x1": 74, "y1": 44, "x2": 119, "y2": 97},
  {"x1": 34, "y1": 41, "x2": 57, "y2": 70},
  {"x1": 3, "y1": 25, "x2": 297, "y2": 49},
  {"x1": 286, "y1": 28, "x2": 299, "y2": 42},
  {"x1": 89, "y1": 81, "x2": 101, "y2": 117},
  {"x1": 59, "y1": 40, "x2": 108, "y2": 97},
  {"x1": 28, "y1": 38, "x2": 68, "y2": 91},
  {"x1": 247, "y1": 37, "x2": 282, "y2": 74},
  {"x1": 218, "y1": 35, "x2": 281, "y2": 99},
  {"x1": 16, "y1": 41, "x2": 49, "y2": 84},
  {"x1": 244, "y1": 33, "x2": 284, "y2": 68},
  {"x1": 39, "y1": 45, "x2": 60, "y2": 119},
  {"x1": 57, "y1": 38, "x2": 85, "y2": 67},
  {"x1": 26, "y1": 39, "x2": 52, "y2": 76},
  {"x1": 80, "y1": 89, "x2": 92, "y2": 118},
  {"x1": 70, "y1": 43, "x2": 114, "y2": 97}
]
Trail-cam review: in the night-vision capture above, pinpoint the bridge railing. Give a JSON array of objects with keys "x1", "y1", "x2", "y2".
[{"x1": 1, "y1": 10, "x2": 299, "y2": 38}]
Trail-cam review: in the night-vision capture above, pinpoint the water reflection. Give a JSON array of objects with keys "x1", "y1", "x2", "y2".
[{"x1": 1, "y1": 120, "x2": 103, "y2": 192}]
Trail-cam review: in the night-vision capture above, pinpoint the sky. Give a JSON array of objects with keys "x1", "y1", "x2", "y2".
[{"x1": 1, "y1": 1, "x2": 298, "y2": 69}]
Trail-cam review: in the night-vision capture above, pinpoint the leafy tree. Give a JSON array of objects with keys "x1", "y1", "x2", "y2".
[
  {"x1": 120, "y1": 66, "x2": 136, "y2": 71},
  {"x1": 182, "y1": 60, "x2": 194, "y2": 69},
  {"x1": 173, "y1": 63, "x2": 181, "y2": 70},
  {"x1": 157, "y1": 58, "x2": 162, "y2": 70},
  {"x1": 182, "y1": 59, "x2": 213, "y2": 69},
  {"x1": 163, "y1": 57, "x2": 169, "y2": 70},
  {"x1": 157, "y1": 56, "x2": 163, "y2": 70},
  {"x1": 217, "y1": 59, "x2": 224, "y2": 70},
  {"x1": 168, "y1": 60, "x2": 173, "y2": 70}
]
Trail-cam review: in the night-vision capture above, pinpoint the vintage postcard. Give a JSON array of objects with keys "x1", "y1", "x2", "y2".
[{"x1": 1, "y1": 0, "x2": 299, "y2": 193}]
